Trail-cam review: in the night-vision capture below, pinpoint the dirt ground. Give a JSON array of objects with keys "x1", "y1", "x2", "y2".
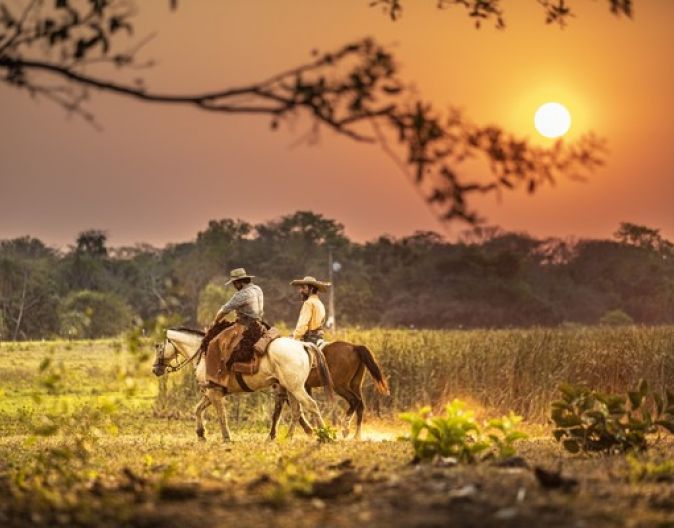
[{"x1": 3, "y1": 425, "x2": 674, "y2": 528}]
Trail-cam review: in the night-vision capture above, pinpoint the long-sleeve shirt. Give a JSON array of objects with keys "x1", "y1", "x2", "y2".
[
  {"x1": 218, "y1": 283, "x2": 264, "y2": 325},
  {"x1": 293, "y1": 294, "x2": 326, "y2": 339}
]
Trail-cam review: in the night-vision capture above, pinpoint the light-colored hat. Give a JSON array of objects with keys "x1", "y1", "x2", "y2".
[
  {"x1": 290, "y1": 276, "x2": 331, "y2": 292},
  {"x1": 225, "y1": 267, "x2": 255, "y2": 285}
]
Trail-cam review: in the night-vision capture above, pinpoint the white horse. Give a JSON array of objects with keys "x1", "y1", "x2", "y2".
[{"x1": 152, "y1": 327, "x2": 333, "y2": 442}]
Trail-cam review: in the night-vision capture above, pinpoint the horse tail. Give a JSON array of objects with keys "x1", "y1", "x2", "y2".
[
  {"x1": 355, "y1": 345, "x2": 390, "y2": 395},
  {"x1": 307, "y1": 343, "x2": 335, "y2": 404}
]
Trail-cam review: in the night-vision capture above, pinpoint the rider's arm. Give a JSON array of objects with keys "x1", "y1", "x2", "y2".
[
  {"x1": 292, "y1": 301, "x2": 312, "y2": 339},
  {"x1": 216, "y1": 289, "x2": 245, "y2": 320}
]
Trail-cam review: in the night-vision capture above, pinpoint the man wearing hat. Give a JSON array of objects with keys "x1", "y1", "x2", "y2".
[
  {"x1": 213, "y1": 267, "x2": 264, "y2": 327},
  {"x1": 205, "y1": 268, "x2": 264, "y2": 386},
  {"x1": 290, "y1": 276, "x2": 331, "y2": 344}
]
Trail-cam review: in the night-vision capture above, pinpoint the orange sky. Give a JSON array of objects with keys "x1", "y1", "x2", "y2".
[{"x1": 1, "y1": 0, "x2": 673, "y2": 247}]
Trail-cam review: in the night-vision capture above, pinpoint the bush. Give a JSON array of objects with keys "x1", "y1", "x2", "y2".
[
  {"x1": 599, "y1": 309, "x2": 634, "y2": 326},
  {"x1": 400, "y1": 400, "x2": 527, "y2": 463},
  {"x1": 551, "y1": 380, "x2": 674, "y2": 454},
  {"x1": 59, "y1": 290, "x2": 136, "y2": 338}
]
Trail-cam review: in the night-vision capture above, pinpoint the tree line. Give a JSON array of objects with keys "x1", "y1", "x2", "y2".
[{"x1": 1, "y1": 211, "x2": 672, "y2": 340}]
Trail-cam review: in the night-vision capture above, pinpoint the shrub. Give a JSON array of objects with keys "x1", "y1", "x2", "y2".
[
  {"x1": 626, "y1": 454, "x2": 674, "y2": 483},
  {"x1": 551, "y1": 380, "x2": 674, "y2": 454},
  {"x1": 400, "y1": 400, "x2": 527, "y2": 463},
  {"x1": 59, "y1": 290, "x2": 136, "y2": 338},
  {"x1": 599, "y1": 309, "x2": 634, "y2": 326}
]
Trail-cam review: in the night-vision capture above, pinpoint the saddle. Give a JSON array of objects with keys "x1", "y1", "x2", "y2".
[
  {"x1": 204, "y1": 323, "x2": 245, "y2": 385},
  {"x1": 229, "y1": 325, "x2": 281, "y2": 375},
  {"x1": 205, "y1": 320, "x2": 281, "y2": 384},
  {"x1": 200, "y1": 319, "x2": 235, "y2": 354}
]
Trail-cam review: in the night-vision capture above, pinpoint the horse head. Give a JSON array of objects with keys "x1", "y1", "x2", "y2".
[
  {"x1": 152, "y1": 336, "x2": 180, "y2": 377},
  {"x1": 152, "y1": 327, "x2": 205, "y2": 377}
]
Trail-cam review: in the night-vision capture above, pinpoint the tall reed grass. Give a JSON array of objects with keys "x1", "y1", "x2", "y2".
[
  {"x1": 154, "y1": 326, "x2": 674, "y2": 423},
  {"x1": 340, "y1": 326, "x2": 674, "y2": 421}
]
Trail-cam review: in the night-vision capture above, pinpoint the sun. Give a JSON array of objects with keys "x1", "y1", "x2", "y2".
[{"x1": 534, "y1": 102, "x2": 571, "y2": 138}]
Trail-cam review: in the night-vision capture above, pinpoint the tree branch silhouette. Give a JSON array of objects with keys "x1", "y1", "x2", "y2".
[
  {"x1": 370, "y1": 0, "x2": 633, "y2": 27},
  {"x1": 0, "y1": 0, "x2": 608, "y2": 224}
]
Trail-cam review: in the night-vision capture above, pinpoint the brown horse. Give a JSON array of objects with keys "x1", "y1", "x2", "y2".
[{"x1": 269, "y1": 341, "x2": 389, "y2": 440}]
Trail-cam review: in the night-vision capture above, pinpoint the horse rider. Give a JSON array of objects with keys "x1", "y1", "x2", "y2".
[
  {"x1": 206, "y1": 267, "x2": 264, "y2": 386},
  {"x1": 290, "y1": 275, "x2": 331, "y2": 344}
]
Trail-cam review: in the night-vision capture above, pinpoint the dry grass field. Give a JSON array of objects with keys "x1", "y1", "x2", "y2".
[{"x1": 2, "y1": 328, "x2": 674, "y2": 527}]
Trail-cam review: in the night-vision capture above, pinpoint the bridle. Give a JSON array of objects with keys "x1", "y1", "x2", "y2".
[{"x1": 153, "y1": 337, "x2": 202, "y2": 374}]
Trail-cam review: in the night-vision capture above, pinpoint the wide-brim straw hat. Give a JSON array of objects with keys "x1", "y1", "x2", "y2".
[
  {"x1": 290, "y1": 276, "x2": 331, "y2": 292},
  {"x1": 225, "y1": 267, "x2": 255, "y2": 285}
]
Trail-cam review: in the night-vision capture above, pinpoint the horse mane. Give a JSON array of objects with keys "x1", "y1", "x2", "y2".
[{"x1": 169, "y1": 326, "x2": 205, "y2": 337}]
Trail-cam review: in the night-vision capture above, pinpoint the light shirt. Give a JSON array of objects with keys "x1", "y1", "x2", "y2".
[
  {"x1": 219, "y1": 283, "x2": 264, "y2": 325},
  {"x1": 293, "y1": 294, "x2": 326, "y2": 339}
]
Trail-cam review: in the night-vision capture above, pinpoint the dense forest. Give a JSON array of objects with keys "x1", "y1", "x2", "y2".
[{"x1": 1, "y1": 211, "x2": 672, "y2": 340}]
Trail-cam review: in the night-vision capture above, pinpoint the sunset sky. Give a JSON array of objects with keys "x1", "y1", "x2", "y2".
[{"x1": 1, "y1": 0, "x2": 673, "y2": 248}]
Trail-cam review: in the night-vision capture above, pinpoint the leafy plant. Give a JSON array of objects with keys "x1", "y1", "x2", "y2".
[
  {"x1": 315, "y1": 425, "x2": 338, "y2": 444},
  {"x1": 400, "y1": 400, "x2": 527, "y2": 462},
  {"x1": 486, "y1": 412, "x2": 529, "y2": 459},
  {"x1": 551, "y1": 380, "x2": 674, "y2": 454},
  {"x1": 626, "y1": 454, "x2": 674, "y2": 483}
]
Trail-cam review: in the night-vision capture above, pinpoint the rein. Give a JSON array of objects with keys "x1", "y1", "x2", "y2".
[{"x1": 155, "y1": 337, "x2": 203, "y2": 373}]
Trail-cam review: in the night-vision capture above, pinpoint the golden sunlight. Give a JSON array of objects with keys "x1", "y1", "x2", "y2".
[{"x1": 534, "y1": 102, "x2": 572, "y2": 138}]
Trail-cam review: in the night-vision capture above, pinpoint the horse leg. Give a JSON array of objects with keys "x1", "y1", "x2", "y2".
[
  {"x1": 194, "y1": 394, "x2": 211, "y2": 441},
  {"x1": 298, "y1": 411, "x2": 313, "y2": 435},
  {"x1": 269, "y1": 386, "x2": 287, "y2": 441},
  {"x1": 298, "y1": 387, "x2": 315, "y2": 433},
  {"x1": 350, "y1": 378, "x2": 366, "y2": 441},
  {"x1": 286, "y1": 393, "x2": 313, "y2": 437},
  {"x1": 286, "y1": 395, "x2": 303, "y2": 439},
  {"x1": 354, "y1": 399, "x2": 365, "y2": 441},
  {"x1": 206, "y1": 387, "x2": 232, "y2": 442},
  {"x1": 288, "y1": 386, "x2": 325, "y2": 430},
  {"x1": 335, "y1": 387, "x2": 358, "y2": 439}
]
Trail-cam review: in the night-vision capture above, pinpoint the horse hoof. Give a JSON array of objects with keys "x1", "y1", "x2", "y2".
[{"x1": 342, "y1": 429, "x2": 350, "y2": 439}]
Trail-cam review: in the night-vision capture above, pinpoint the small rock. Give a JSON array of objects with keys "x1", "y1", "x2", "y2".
[
  {"x1": 311, "y1": 498, "x2": 326, "y2": 509},
  {"x1": 494, "y1": 507, "x2": 518, "y2": 520},
  {"x1": 534, "y1": 466, "x2": 578, "y2": 492},
  {"x1": 448, "y1": 484, "x2": 478, "y2": 501},
  {"x1": 310, "y1": 470, "x2": 359, "y2": 499},
  {"x1": 434, "y1": 455, "x2": 458, "y2": 468}
]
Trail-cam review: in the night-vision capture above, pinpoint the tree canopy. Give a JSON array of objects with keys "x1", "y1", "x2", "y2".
[{"x1": 1, "y1": 211, "x2": 671, "y2": 340}]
